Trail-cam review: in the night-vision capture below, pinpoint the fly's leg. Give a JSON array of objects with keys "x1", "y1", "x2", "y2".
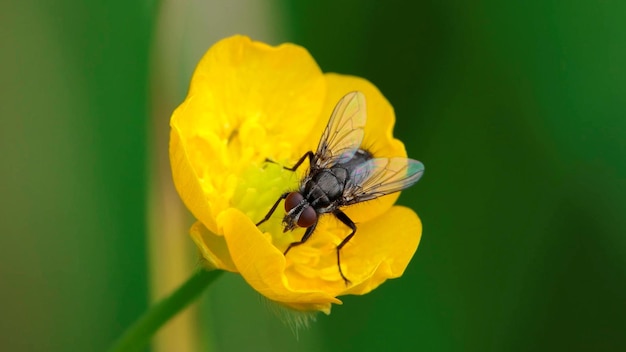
[
  {"x1": 284, "y1": 220, "x2": 318, "y2": 255},
  {"x1": 333, "y1": 209, "x2": 357, "y2": 286},
  {"x1": 283, "y1": 151, "x2": 314, "y2": 171},
  {"x1": 256, "y1": 151, "x2": 314, "y2": 225},
  {"x1": 262, "y1": 151, "x2": 314, "y2": 171},
  {"x1": 256, "y1": 192, "x2": 289, "y2": 226}
]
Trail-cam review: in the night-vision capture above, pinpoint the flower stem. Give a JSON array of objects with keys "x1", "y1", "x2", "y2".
[{"x1": 107, "y1": 268, "x2": 224, "y2": 352}]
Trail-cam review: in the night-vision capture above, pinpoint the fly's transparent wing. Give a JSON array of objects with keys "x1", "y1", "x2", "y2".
[
  {"x1": 314, "y1": 91, "x2": 367, "y2": 168},
  {"x1": 343, "y1": 157, "x2": 424, "y2": 204}
]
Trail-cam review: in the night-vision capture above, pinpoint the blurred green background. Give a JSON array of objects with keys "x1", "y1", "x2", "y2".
[{"x1": 2, "y1": 0, "x2": 625, "y2": 351}]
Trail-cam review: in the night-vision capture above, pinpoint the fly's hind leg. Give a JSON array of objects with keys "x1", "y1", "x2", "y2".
[{"x1": 333, "y1": 209, "x2": 357, "y2": 286}]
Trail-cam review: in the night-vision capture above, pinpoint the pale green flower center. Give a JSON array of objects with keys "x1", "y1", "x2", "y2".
[{"x1": 232, "y1": 162, "x2": 303, "y2": 249}]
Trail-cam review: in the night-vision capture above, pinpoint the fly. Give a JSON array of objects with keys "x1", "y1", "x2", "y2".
[{"x1": 256, "y1": 91, "x2": 424, "y2": 285}]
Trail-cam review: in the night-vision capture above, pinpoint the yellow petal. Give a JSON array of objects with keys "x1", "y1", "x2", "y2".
[
  {"x1": 215, "y1": 204, "x2": 420, "y2": 312},
  {"x1": 276, "y1": 205, "x2": 421, "y2": 297},
  {"x1": 339, "y1": 205, "x2": 422, "y2": 295},
  {"x1": 189, "y1": 221, "x2": 237, "y2": 272},
  {"x1": 169, "y1": 125, "x2": 218, "y2": 232},
  {"x1": 173, "y1": 35, "x2": 327, "y2": 163},
  {"x1": 218, "y1": 208, "x2": 342, "y2": 313}
]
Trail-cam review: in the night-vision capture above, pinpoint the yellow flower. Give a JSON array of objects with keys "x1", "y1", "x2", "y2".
[{"x1": 169, "y1": 35, "x2": 422, "y2": 314}]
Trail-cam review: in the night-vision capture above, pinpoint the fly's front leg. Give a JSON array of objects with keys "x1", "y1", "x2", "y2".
[
  {"x1": 257, "y1": 152, "x2": 313, "y2": 227},
  {"x1": 262, "y1": 151, "x2": 313, "y2": 171},
  {"x1": 333, "y1": 209, "x2": 357, "y2": 286},
  {"x1": 284, "y1": 220, "x2": 318, "y2": 255},
  {"x1": 256, "y1": 192, "x2": 289, "y2": 226},
  {"x1": 284, "y1": 151, "x2": 315, "y2": 171}
]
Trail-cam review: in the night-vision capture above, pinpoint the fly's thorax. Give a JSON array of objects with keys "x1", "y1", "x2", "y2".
[{"x1": 303, "y1": 167, "x2": 349, "y2": 208}]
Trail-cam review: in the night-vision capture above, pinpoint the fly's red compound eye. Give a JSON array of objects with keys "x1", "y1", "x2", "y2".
[
  {"x1": 297, "y1": 206, "x2": 317, "y2": 228},
  {"x1": 284, "y1": 192, "x2": 303, "y2": 212}
]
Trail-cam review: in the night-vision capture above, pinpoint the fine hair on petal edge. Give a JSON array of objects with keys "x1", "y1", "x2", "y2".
[{"x1": 260, "y1": 296, "x2": 318, "y2": 339}]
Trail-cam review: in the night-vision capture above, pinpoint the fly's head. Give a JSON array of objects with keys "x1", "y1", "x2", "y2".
[{"x1": 282, "y1": 192, "x2": 317, "y2": 232}]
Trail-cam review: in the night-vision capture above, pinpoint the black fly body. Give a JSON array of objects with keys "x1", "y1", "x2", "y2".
[{"x1": 256, "y1": 91, "x2": 424, "y2": 285}]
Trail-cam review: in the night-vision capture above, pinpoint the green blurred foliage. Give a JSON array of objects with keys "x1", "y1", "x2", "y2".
[
  {"x1": 1, "y1": 0, "x2": 155, "y2": 351},
  {"x1": 1, "y1": 0, "x2": 625, "y2": 351}
]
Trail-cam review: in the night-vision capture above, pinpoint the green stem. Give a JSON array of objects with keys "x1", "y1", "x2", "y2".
[{"x1": 107, "y1": 268, "x2": 224, "y2": 352}]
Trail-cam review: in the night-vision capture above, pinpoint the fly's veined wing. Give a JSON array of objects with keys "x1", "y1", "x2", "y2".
[
  {"x1": 344, "y1": 157, "x2": 424, "y2": 204},
  {"x1": 315, "y1": 91, "x2": 367, "y2": 168}
]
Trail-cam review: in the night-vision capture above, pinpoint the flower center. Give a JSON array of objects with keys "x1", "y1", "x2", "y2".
[{"x1": 231, "y1": 161, "x2": 302, "y2": 248}]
